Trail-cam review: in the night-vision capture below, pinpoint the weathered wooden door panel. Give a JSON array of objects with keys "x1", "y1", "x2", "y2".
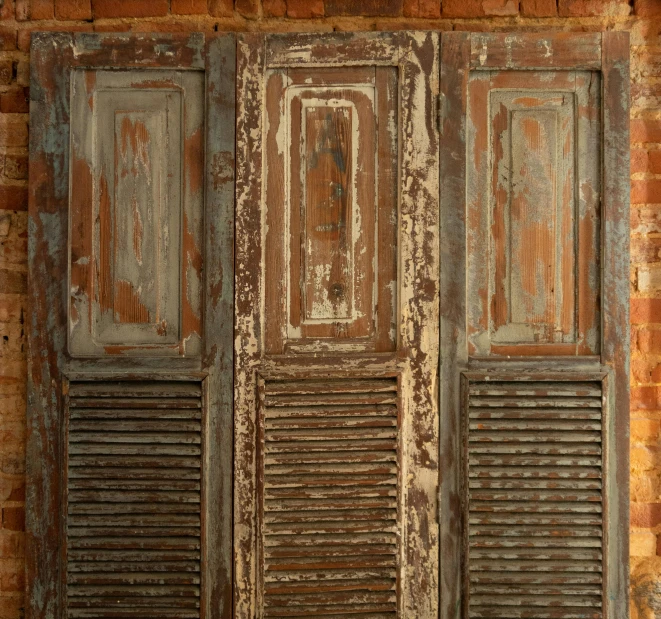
[
  {"x1": 27, "y1": 33, "x2": 235, "y2": 619},
  {"x1": 69, "y1": 69, "x2": 204, "y2": 356},
  {"x1": 440, "y1": 32, "x2": 629, "y2": 619},
  {"x1": 236, "y1": 32, "x2": 439, "y2": 618}
]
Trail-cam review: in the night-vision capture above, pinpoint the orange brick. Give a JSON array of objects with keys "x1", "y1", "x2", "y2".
[
  {"x1": 632, "y1": 179, "x2": 661, "y2": 204},
  {"x1": 208, "y1": 0, "x2": 233, "y2": 16},
  {"x1": 325, "y1": 0, "x2": 402, "y2": 16},
  {"x1": 635, "y1": 0, "x2": 661, "y2": 17},
  {"x1": 17, "y1": 0, "x2": 54, "y2": 19},
  {"x1": 649, "y1": 151, "x2": 661, "y2": 174},
  {"x1": 632, "y1": 148, "x2": 649, "y2": 173},
  {"x1": 0, "y1": 186, "x2": 27, "y2": 212},
  {"x1": 92, "y1": 0, "x2": 168, "y2": 18},
  {"x1": 631, "y1": 419, "x2": 661, "y2": 444},
  {"x1": 55, "y1": 0, "x2": 91, "y2": 19},
  {"x1": 1, "y1": 508, "x2": 24, "y2": 532},
  {"x1": 0, "y1": 89, "x2": 29, "y2": 115},
  {"x1": 403, "y1": 0, "x2": 441, "y2": 17},
  {"x1": 288, "y1": 0, "x2": 323, "y2": 17},
  {"x1": 632, "y1": 119, "x2": 661, "y2": 143},
  {"x1": 632, "y1": 385, "x2": 661, "y2": 410},
  {"x1": 235, "y1": 0, "x2": 259, "y2": 17},
  {"x1": 263, "y1": 0, "x2": 286, "y2": 15},
  {"x1": 171, "y1": 0, "x2": 208, "y2": 14},
  {"x1": 558, "y1": 0, "x2": 631, "y2": 16},
  {"x1": 520, "y1": 0, "x2": 556, "y2": 15},
  {"x1": 632, "y1": 299, "x2": 661, "y2": 325},
  {"x1": 631, "y1": 502, "x2": 661, "y2": 528},
  {"x1": 638, "y1": 328, "x2": 661, "y2": 355}
]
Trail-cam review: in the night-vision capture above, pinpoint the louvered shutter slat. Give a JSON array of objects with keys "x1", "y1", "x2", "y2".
[
  {"x1": 65, "y1": 381, "x2": 203, "y2": 618},
  {"x1": 465, "y1": 378, "x2": 604, "y2": 619},
  {"x1": 261, "y1": 377, "x2": 399, "y2": 618}
]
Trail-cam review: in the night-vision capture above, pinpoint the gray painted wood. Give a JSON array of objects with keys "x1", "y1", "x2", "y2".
[
  {"x1": 440, "y1": 31, "x2": 630, "y2": 619},
  {"x1": 27, "y1": 32, "x2": 233, "y2": 619}
]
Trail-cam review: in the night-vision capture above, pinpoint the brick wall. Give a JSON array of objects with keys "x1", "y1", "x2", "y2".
[{"x1": 0, "y1": 0, "x2": 658, "y2": 617}]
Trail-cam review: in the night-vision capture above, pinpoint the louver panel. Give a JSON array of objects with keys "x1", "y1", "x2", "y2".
[
  {"x1": 65, "y1": 380, "x2": 204, "y2": 619},
  {"x1": 260, "y1": 376, "x2": 400, "y2": 617},
  {"x1": 465, "y1": 377, "x2": 605, "y2": 619}
]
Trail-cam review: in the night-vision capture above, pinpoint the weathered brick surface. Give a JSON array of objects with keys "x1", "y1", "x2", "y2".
[{"x1": 0, "y1": 3, "x2": 658, "y2": 618}]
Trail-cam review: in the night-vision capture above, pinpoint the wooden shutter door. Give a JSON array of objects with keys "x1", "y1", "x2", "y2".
[
  {"x1": 235, "y1": 32, "x2": 440, "y2": 617},
  {"x1": 27, "y1": 34, "x2": 235, "y2": 619},
  {"x1": 440, "y1": 33, "x2": 630, "y2": 619}
]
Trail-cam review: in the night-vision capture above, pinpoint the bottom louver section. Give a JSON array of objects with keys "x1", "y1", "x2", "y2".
[
  {"x1": 464, "y1": 374, "x2": 606, "y2": 619},
  {"x1": 260, "y1": 376, "x2": 400, "y2": 618},
  {"x1": 65, "y1": 379, "x2": 203, "y2": 619}
]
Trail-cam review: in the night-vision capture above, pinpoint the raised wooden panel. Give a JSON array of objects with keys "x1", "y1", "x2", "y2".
[
  {"x1": 259, "y1": 377, "x2": 399, "y2": 617},
  {"x1": 466, "y1": 71, "x2": 601, "y2": 356},
  {"x1": 264, "y1": 67, "x2": 398, "y2": 354},
  {"x1": 65, "y1": 379, "x2": 204, "y2": 619},
  {"x1": 69, "y1": 69, "x2": 204, "y2": 357},
  {"x1": 463, "y1": 374, "x2": 606, "y2": 619}
]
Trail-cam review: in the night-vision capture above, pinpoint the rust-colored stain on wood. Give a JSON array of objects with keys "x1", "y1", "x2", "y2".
[{"x1": 27, "y1": 29, "x2": 629, "y2": 619}]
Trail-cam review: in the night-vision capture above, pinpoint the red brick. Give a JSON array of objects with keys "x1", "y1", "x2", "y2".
[
  {"x1": 17, "y1": 0, "x2": 55, "y2": 19},
  {"x1": 208, "y1": 0, "x2": 233, "y2": 17},
  {"x1": 403, "y1": 0, "x2": 441, "y2": 17},
  {"x1": 632, "y1": 179, "x2": 661, "y2": 205},
  {"x1": 520, "y1": 0, "x2": 556, "y2": 15},
  {"x1": 55, "y1": 0, "x2": 91, "y2": 18},
  {"x1": 235, "y1": 0, "x2": 259, "y2": 17},
  {"x1": 325, "y1": 0, "x2": 402, "y2": 16},
  {"x1": 633, "y1": 298, "x2": 661, "y2": 325},
  {"x1": 635, "y1": 0, "x2": 661, "y2": 17},
  {"x1": 288, "y1": 0, "x2": 323, "y2": 17},
  {"x1": 558, "y1": 0, "x2": 631, "y2": 16},
  {"x1": 443, "y1": 0, "x2": 518, "y2": 17},
  {"x1": 637, "y1": 328, "x2": 661, "y2": 354},
  {"x1": 263, "y1": 0, "x2": 286, "y2": 16},
  {"x1": 0, "y1": 28, "x2": 17, "y2": 51},
  {"x1": 0, "y1": 120, "x2": 27, "y2": 148},
  {"x1": 92, "y1": 0, "x2": 168, "y2": 18},
  {"x1": 0, "y1": 60, "x2": 13, "y2": 87},
  {"x1": 3, "y1": 155, "x2": 28, "y2": 181},
  {"x1": 633, "y1": 386, "x2": 661, "y2": 411},
  {"x1": 2, "y1": 507, "x2": 24, "y2": 532},
  {"x1": 632, "y1": 119, "x2": 661, "y2": 144},
  {"x1": 7, "y1": 483, "x2": 24, "y2": 502},
  {"x1": 0, "y1": 0, "x2": 16, "y2": 19},
  {"x1": 0, "y1": 186, "x2": 27, "y2": 212},
  {"x1": 649, "y1": 151, "x2": 661, "y2": 175},
  {"x1": 632, "y1": 148, "x2": 649, "y2": 174},
  {"x1": 171, "y1": 0, "x2": 208, "y2": 14},
  {"x1": 0, "y1": 268, "x2": 25, "y2": 294},
  {"x1": 632, "y1": 502, "x2": 661, "y2": 528},
  {"x1": 0, "y1": 89, "x2": 29, "y2": 115}
]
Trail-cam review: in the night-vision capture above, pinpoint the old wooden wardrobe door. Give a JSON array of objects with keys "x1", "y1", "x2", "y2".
[
  {"x1": 235, "y1": 33, "x2": 440, "y2": 617},
  {"x1": 27, "y1": 34, "x2": 235, "y2": 619},
  {"x1": 440, "y1": 33, "x2": 630, "y2": 619}
]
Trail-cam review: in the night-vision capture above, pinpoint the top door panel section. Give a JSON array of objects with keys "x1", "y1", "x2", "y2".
[
  {"x1": 466, "y1": 69, "x2": 601, "y2": 357},
  {"x1": 69, "y1": 68, "x2": 204, "y2": 357},
  {"x1": 264, "y1": 65, "x2": 398, "y2": 354}
]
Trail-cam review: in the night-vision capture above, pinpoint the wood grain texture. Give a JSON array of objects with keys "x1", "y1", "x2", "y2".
[
  {"x1": 258, "y1": 377, "x2": 400, "y2": 617},
  {"x1": 264, "y1": 66, "x2": 397, "y2": 353},
  {"x1": 204, "y1": 33, "x2": 235, "y2": 619},
  {"x1": 65, "y1": 379, "x2": 204, "y2": 619},
  {"x1": 601, "y1": 31, "x2": 630, "y2": 619},
  {"x1": 236, "y1": 31, "x2": 439, "y2": 618},
  {"x1": 440, "y1": 30, "x2": 471, "y2": 619},
  {"x1": 466, "y1": 70, "x2": 600, "y2": 357},
  {"x1": 28, "y1": 31, "x2": 234, "y2": 619},
  {"x1": 463, "y1": 374, "x2": 607, "y2": 619},
  {"x1": 441, "y1": 30, "x2": 630, "y2": 619},
  {"x1": 69, "y1": 68, "x2": 204, "y2": 357}
]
